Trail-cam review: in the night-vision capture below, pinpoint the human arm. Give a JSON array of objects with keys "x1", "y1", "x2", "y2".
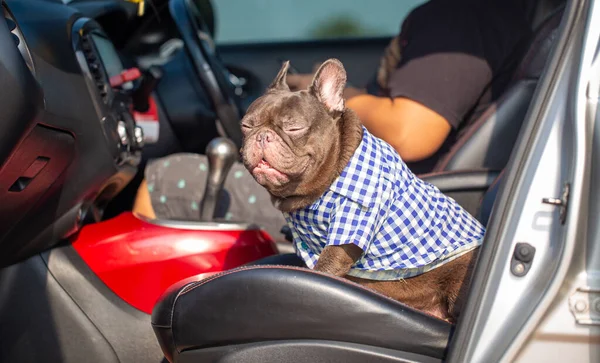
[
  {"x1": 288, "y1": 2, "x2": 492, "y2": 163},
  {"x1": 286, "y1": 73, "x2": 452, "y2": 163},
  {"x1": 346, "y1": 95, "x2": 451, "y2": 162}
]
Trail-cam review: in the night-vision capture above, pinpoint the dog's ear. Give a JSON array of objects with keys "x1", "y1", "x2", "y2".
[
  {"x1": 309, "y1": 59, "x2": 347, "y2": 114},
  {"x1": 268, "y1": 61, "x2": 290, "y2": 91}
]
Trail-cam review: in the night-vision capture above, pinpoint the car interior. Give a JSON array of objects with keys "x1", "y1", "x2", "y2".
[{"x1": 0, "y1": 0, "x2": 569, "y2": 362}]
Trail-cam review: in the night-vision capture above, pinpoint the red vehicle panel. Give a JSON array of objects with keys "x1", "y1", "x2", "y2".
[{"x1": 72, "y1": 212, "x2": 277, "y2": 314}]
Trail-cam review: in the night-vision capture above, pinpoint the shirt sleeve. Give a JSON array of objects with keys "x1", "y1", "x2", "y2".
[
  {"x1": 387, "y1": 3, "x2": 493, "y2": 129},
  {"x1": 326, "y1": 197, "x2": 379, "y2": 252}
]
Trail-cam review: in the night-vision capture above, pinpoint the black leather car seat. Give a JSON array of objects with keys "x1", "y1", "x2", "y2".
[
  {"x1": 153, "y1": 266, "x2": 453, "y2": 363},
  {"x1": 434, "y1": 6, "x2": 564, "y2": 172},
  {"x1": 151, "y1": 171, "x2": 506, "y2": 363}
]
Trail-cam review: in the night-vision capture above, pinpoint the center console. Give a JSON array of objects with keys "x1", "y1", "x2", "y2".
[{"x1": 71, "y1": 18, "x2": 143, "y2": 166}]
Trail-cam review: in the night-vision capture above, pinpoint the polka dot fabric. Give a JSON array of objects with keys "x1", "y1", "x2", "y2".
[
  {"x1": 145, "y1": 153, "x2": 287, "y2": 240},
  {"x1": 284, "y1": 127, "x2": 486, "y2": 280}
]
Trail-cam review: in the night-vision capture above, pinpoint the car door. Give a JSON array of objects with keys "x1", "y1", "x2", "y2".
[
  {"x1": 446, "y1": 0, "x2": 600, "y2": 361},
  {"x1": 213, "y1": 0, "x2": 426, "y2": 93}
]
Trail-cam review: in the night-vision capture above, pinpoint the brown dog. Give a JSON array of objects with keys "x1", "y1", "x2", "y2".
[{"x1": 240, "y1": 59, "x2": 484, "y2": 322}]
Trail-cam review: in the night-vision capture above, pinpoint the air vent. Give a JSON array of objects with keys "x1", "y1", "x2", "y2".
[
  {"x1": 81, "y1": 35, "x2": 109, "y2": 102},
  {"x1": 2, "y1": 4, "x2": 34, "y2": 73}
]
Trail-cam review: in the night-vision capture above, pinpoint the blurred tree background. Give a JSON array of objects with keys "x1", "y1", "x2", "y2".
[
  {"x1": 309, "y1": 14, "x2": 375, "y2": 39},
  {"x1": 212, "y1": 0, "x2": 425, "y2": 44}
]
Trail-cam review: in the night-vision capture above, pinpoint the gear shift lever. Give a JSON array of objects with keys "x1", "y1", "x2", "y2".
[{"x1": 199, "y1": 137, "x2": 237, "y2": 221}]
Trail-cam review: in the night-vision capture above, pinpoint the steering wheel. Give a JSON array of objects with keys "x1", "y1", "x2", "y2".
[{"x1": 169, "y1": 0, "x2": 244, "y2": 148}]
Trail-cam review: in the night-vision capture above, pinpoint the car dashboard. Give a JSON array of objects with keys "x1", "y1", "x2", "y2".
[{"x1": 0, "y1": 0, "x2": 141, "y2": 267}]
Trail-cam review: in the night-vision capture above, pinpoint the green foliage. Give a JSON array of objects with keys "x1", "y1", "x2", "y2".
[{"x1": 310, "y1": 14, "x2": 374, "y2": 39}]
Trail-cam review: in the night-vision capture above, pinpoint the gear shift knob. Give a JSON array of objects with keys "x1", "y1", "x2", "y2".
[{"x1": 199, "y1": 137, "x2": 238, "y2": 221}]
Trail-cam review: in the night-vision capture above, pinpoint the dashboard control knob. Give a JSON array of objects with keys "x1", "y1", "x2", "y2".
[
  {"x1": 134, "y1": 126, "x2": 144, "y2": 148},
  {"x1": 117, "y1": 121, "x2": 129, "y2": 146}
]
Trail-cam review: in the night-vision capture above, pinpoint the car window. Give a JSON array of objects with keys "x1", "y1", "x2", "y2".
[{"x1": 212, "y1": 0, "x2": 427, "y2": 45}]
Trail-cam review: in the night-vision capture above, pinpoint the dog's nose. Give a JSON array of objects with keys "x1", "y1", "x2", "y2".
[{"x1": 257, "y1": 131, "x2": 273, "y2": 147}]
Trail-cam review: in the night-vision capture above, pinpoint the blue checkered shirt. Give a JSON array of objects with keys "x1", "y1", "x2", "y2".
[{"x1": 284, "y1": 127, "x2": 485, "y2": 280}]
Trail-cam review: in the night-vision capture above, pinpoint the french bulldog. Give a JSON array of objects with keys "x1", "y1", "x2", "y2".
[{"x1": 240, "y1": 59, "x2": 484, "y2": 322}]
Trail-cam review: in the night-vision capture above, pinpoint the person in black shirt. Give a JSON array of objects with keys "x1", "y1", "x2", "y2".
[
  {"x1": 133, "y1": 0, "x2": 535, "y2": 238},
  {"x1": 288, "y1": 0, "x2": 533, "y2": 173}
]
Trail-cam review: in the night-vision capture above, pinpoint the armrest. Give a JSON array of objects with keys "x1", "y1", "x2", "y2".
[
  {"x1": 418, "y1": 169, "x2": 502, "y2": 218},
  {"x1": 419, "y1": 169, "x2": 502, "y2": 193}
]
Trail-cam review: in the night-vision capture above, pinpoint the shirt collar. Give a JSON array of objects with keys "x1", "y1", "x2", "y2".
[{"x1": 328, "y1": 127, "x2": 381, "y2": 209}]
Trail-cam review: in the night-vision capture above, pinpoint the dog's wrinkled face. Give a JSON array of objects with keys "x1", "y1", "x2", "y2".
[{"x1": 240, "y1": 59, "x2": 347, "y2": 198}]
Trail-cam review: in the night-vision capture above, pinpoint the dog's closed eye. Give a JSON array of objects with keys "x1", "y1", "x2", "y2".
[
  {"x1": 241, "y1": 123, "x2": 253, "y2": 133},
  {"x1": 285, "y1": 127, "x2": 308, "y2": 135}
]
